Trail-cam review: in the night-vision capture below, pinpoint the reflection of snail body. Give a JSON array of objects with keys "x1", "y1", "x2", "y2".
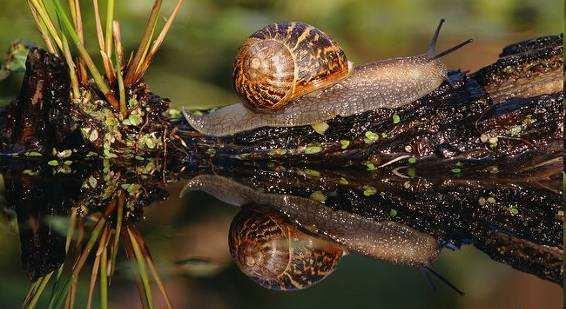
[
  {"x1": 184, "y1": 174, "x2": 439, "y2": 269},
  {"x1": 185, "y1": 20, "x2": 472, "y2": 136},
  {"x1": 229, "y1": 207, "x2": 344, "y2": 291}
]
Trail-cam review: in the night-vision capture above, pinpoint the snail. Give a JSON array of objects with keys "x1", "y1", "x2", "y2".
[
  {"x1": 228, "y1": 206, "x2": 344, "y2": 291},
  {"x1": 184, "y1": 19, "x2": 473, "y2": 136}
]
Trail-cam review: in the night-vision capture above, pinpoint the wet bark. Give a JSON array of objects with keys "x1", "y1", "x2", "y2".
[
  {"x1": 1, "y1": 48, "x2": 77, "y2": 153},
  {"x1": 1, "y1": 35, "x2": 563, "y2": 165},
  {"x1": 178, "y1": 35, "x2": 563, "y2": 167},
  {"x1": 188, "y1": 160, "x2": 562, "y2": 283}
]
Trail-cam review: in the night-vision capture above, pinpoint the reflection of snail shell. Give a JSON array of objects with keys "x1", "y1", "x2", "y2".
[{"x1": 228, "y1": 207, "x2": 344, "y2": 291}]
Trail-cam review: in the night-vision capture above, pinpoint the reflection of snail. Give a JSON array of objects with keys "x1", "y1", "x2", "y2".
[
  {"x1": 185, "y1": 20, "x2": 472, "y2": 136},
  {"x1": 184, "y1": 174, "x2": 441, "y2": 291},
  {"x1": 229, "y1": 207, "x2": 344, "y2": 291},
  {"x1": 185, "y1": 175, "x2": 467, "y2": 294},
  {"x1": 183, "y1": 174, "x2": 439, "y2": 268}
]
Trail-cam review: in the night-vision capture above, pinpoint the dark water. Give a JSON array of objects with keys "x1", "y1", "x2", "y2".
[{"x1": 0, "y1": 157, "x2": 561, "y2": 308}]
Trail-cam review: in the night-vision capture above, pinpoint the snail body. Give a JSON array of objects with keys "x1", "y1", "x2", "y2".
[
  {"x1": 229, "y1": 207, "x2": 344, "y2": 291},
  {"x1": 185, "y1": 19, "x2": 472, "y2": 137}
]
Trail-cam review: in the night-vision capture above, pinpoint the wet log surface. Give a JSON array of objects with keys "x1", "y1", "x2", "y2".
[
  {"x1": 0, "y1": 35, "x2": 562, "y2": 165},
  {"x1": 178, "y1": 35, "x2": 563, "y2": 167},
  {"x1": 0, "y1": 156, "x2": 561, "y2": 283},
  {"x1": 0, "y1": 48, "x2": 77, "y2": 153}
]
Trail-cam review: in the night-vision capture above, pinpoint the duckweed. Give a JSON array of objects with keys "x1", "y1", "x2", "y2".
[{"x1": 363, "y1": 185, "x2": 377, "y2": 196}]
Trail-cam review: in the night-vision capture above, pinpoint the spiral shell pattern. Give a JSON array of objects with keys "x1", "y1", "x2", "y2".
[
  {"x1": 233, "y1": 22, "x2": 350, "y2": 112},
  {"x1": 229, "y1": 207, "x2": 344, "y2": 291}
]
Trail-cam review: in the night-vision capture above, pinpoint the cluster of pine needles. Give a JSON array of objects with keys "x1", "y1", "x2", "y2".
[
  {"x1": 27, "y1": 0, "x2": 184, "y2": 120},
  {"x1": 21, "y1": 1, "x2": 185, "y2": 308}
]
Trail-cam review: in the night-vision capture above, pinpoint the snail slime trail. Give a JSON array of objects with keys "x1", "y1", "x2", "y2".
[{"x1": 185, "y1": 19, "x2": 473, "y2": 137}]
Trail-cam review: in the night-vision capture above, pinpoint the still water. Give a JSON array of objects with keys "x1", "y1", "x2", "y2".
[{"x1": 0, "y1": 156, "x2": 561, "y2": 308}]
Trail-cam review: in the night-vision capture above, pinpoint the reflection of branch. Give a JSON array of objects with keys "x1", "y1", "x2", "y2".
[
  {"x1": 127, "y1": 227, "x2": 173, "y2": 309},
  {"x1": 3, "y1": 163, "x2": 171, "y2": 308},
  {"x1": 183, "y1": 162, "x2": 562, "y2": 284},
  {"x1": 475, "y1": 231, "x2": 562, "y2": 283},
  {"x1": 183, "y1": 174, "x2": 441, "y2": 268},
  {"x1": 20, "y1": 196, "x2": 172, "y2": 308}
]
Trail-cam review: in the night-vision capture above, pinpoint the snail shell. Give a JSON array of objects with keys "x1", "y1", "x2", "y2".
[
  {"x1": 184, "y1": 19, "x2": 473, "y2": 137},
  {"x1": 233, "y1": 22, "x2": 351, "y2": 112},
  {"x1": 229, "y1": 207, "x2": 344, "y2": 291}
]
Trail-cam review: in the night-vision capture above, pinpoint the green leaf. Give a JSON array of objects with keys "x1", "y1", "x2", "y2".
[
  {"x1": 363, "y1": 185, "x2": 377, "y2": 196},
  {"x1": 392, "y1": 114, "x2": 401, "y2": 124},
  {"x1": 363, "y1": 131, "x2": 379, "y2": 144}
]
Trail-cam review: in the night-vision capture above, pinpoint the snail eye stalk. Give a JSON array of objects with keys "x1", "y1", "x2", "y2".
[{"x1": 426, "y1": 18, "x2": 473, "y2": 60}]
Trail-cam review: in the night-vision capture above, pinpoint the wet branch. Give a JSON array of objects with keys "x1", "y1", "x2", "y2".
[{"x1": 178, "y1": 35, "x2": 563, "y2": 167}]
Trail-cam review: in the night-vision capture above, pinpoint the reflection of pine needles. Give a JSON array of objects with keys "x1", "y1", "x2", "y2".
[
  {"x1": 26, "y1": 0, "x2": 184, "y2": 117},
  {"x1": 127, "y1": 227, "x2": 173, "y2": 308},
  {"x1": 24, "y1": 271, "x2": 53, "y2": 308},
  {"x1": 23, "y1": 191, "x2": 172, "y2": 308}
]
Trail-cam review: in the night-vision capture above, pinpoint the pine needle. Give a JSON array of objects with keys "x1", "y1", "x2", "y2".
[
  {"x1": 100, "y1": 246, "x2": 109, "y2": 309},
  {"x1": 65, "y1": 278, "x2": 77, "y2": 309},
  {"x1": 99, "y1": 0, "x2": 116, "y2": 84},
  {"x1": 92, "y1": 0, "x2": 114, "y2": 82},
  {"x1": 65, "y1": 208, "x2": 78, "y2": 252},
  {"x1": 28, "y1": 0, "x2": 64, "y2": 51},
  {"x1": 48, "y1": 202, "x2": 116, "y2": 309},
  {"x1": 27, "y1": 1, "x2": 57, "y2": 54},
  {"x1": 68, "y1": 0, "x2": 88, "y2": 84},
  {"x1": 52, "y1": 0, "x2": 120, "y2": 111},
  {"x1": 92, "y1": 0, "x2": 116, "y2": 83},
  {"x1": 139, "y1": 0, "x2": 185, "y2": 77},
  {"x1": 61, "y1": 35, "x2": 80, "y2": 99},
  {"x1": 101, "y1": 50, "x2": 116, "y2": 85},
  {"x1": 86, "y1": 250, "x2": 101, "y2": 309},
  {"x1": 25, "y1": 272, "x2": 53, "y2": 308},
  {"x1": 109, "y1": 189, "x2": 125, "y2": 277},
  {"x1": 134, "y1": 229, "x2": 173, "y2": 309},
  {"x1": 24, "y1": 279, "x2": 41, "y2": 306},
  {"x1": 128, "y1": 228, "x2": 154, "y2": 309},
  {"x1": 105, "y1": 0, "x2": 115, "y2": 62},
  {"x1": 125, "y1": 0, "x2": 163, "y2": 85},
  {"x1": 112, "y1": 22, "x2": 127, "y2": 117},
  {"x1": 123, "y1": 238, "x2": 150, "y2": 308},
  {"x1": 92, "y1": 0, "x2": 105, "y2": 51}
]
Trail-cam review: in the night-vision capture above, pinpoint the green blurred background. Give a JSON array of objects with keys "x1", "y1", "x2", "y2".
[
  {"x1": 0, "y1": 0, "x2": 563, "y2": 308},
  {"x1": 0, "y1": 0, "x2": 563, "y2": 109}
]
